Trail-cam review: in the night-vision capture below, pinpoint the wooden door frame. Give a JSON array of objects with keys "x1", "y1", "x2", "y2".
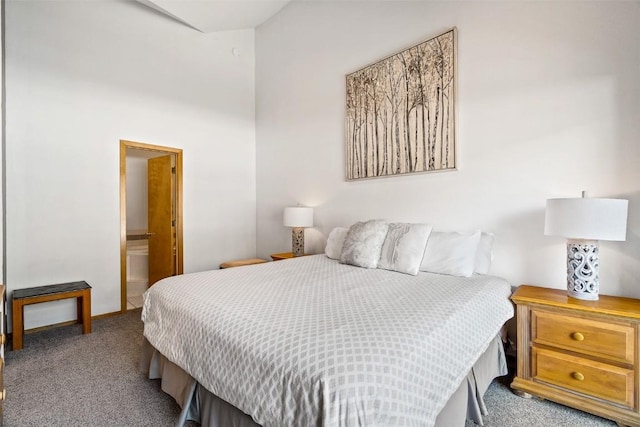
[{"x1": 119, "y1": 140, "x2": 184, "y2": 313}]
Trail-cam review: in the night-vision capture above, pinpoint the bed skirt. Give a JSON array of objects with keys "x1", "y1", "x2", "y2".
[{"x1": 140, "y1": 335, "x2": 507, "y2": 427}]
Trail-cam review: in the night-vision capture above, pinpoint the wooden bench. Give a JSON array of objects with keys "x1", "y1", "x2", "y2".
[
  {"x1": 12, "y1": 281, "x2": 92, "y2": 351},
  {"x1": 219, "y1": 258, "x2": 267, "y2": 269}
]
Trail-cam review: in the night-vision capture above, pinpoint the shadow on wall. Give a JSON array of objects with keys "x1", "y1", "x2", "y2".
[
  {"x1": 489, "y1": 206, "x2": 552, "y2": 285},
  {"x1": 614, "y1": 190, "x2": 640, "y2": 297},
  {"x1": 305, "y1": 228, "x2": 327, "y2": 255}
]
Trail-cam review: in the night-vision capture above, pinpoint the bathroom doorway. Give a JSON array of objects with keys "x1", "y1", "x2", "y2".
[{"x1": 119, "y1": 140, "x2": 183, "y2": 313}]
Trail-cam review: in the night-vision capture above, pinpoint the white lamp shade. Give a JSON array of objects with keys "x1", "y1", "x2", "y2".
[
  {"x1": 283, "y1": 207, "x2": 313, "y2": 228},
  {"x1": 545, "y1": 198, "x2": 628, "y2": 241}
]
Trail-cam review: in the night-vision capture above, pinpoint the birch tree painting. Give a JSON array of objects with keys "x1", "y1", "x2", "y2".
[{"x1": 346, "y1": 29, "x2": 456, "y2": 180}]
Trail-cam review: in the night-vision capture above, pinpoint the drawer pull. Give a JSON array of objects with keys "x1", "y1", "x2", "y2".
[
  {"x1": 0, "y1": 388, "x2": 5, "y2": 401},
  {"x1": 571, "y1": 371, "x2": 585, "y2": 381},
  {"x1": 571, "y1": 332, "x2": 585, "y2": 341}
]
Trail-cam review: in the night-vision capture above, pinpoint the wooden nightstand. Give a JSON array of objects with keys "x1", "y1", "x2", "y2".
[
  {"x1": 511, "y1": 285, "x2": 640, "y2": 426},
  {"x1": 270, "y1": 252, "x2": 309, "y2": 261},
  {"x1": 219, "y1": 258, "x2": 267, "y2": 269}
]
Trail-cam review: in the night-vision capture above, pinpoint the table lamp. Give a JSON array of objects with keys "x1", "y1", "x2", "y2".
[
  {"x1": 283, "y1": 206, "x2": 313, "y2": 257},
  {"x1": 544, "y1": 191, "x2": 628, "y2": 300}
]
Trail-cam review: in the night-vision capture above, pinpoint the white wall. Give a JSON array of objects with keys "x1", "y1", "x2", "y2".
[
  {"x1": 1, "y1": 0, "x2": 4, "y2": 285},
  {"x1": 126, "y1": 156, "x2": 149, "y2": 232},
  {"x1": 256, "y1": 2, "x2": 640, "y2": 296},
  {"x1": 5, "y1": 0, "x2": 257, "y2": 329}
]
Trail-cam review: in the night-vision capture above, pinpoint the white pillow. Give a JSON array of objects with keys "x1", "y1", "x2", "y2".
[
  {"x1": 325, "y1": 227, "x2": 349, "y2": 260},
  {"x1": 340, "y1": 220, "x2": 389, "y2": 269},
  {"x1": 474, "y1": 232, "x2": 495, "y2": 275},
  {"x1": 378, "y1": 223, "x2": 432, "y2": 275},
  {"x1": 420, "y1": 231, "x2": 482, "y2": 277}
]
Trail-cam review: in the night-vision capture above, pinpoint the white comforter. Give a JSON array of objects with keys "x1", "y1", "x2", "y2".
[{"x1": 142, "y1": 255, "x2": 513, "y2": 427}]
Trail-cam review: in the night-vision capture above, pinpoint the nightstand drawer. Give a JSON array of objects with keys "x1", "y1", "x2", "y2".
[
  {"x1": 533, "y1": 310, "x2": 634, "y2": 364},
  {"x1": 533, "y1": 347, "x2": 634, "y2": 408}
]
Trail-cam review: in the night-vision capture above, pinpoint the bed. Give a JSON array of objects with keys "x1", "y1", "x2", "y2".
[{"x1": 141, "y1": 254, "x2": 514, "y2": 427}]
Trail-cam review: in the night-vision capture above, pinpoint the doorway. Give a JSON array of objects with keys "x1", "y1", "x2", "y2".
[{"x1": 119, "y1": 140, "x2": 183, "y2": 313}]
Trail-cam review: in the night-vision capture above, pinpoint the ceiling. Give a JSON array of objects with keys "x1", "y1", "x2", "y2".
[{"x1": 137, "y1": 0, "x2": 293, "y2": 33}]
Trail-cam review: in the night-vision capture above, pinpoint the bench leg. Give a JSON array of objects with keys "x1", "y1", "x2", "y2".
[
  {"x1": 77, "y1": 297, "x2": 83, "y2": 325},
  {"x1": 81, "y1": 290, "x2": 91, "y2": 334},
  {"x1": 12, "y1": 299, "x2": 24, "y2": 351}
]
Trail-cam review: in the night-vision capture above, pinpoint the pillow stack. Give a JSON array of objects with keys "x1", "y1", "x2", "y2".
[{"x1": 325, "y1": 221, "x2": 494, "y2": 277}]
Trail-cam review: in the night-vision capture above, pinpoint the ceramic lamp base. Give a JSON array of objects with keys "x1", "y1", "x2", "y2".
[
  {"x1": 291, "y1": 227, "x2": 305, "y2": 257},
  {"x1": 566, "y1": 239, "x2": 599, "y2": 301}
]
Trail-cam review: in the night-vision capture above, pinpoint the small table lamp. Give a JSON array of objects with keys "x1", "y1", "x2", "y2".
[
  {"x1": 283, "y1": 206, "x2": 313, "y2": 257},
  {"x1": 544, "y1": 192, "x2": 628, "y2": 300}
]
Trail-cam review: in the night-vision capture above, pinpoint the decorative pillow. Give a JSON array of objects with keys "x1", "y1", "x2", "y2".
[
  {"x1": 474, "y1": 232, "x2": 495, "y2": 275},
  {"x1": 340, "y1": 220, "x2": 389, "y2": 269},
  {"x1": 325, "y1": 227, "x2": 349, "y2": 260},
  {"x1": 378, "y1": 223, "x2": 433, "y2": 275},
  {"x1": 420, "y1": 231, "x2": 482, "y2": 277}
]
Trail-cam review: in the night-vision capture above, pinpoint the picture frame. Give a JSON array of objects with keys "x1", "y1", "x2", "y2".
[{"x1": 345, "y1": 28, "x2": 457, "y2": 180}]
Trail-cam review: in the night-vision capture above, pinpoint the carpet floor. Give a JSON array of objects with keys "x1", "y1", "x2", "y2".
[{"x1": 5, "y1": 309, "x2": 616, "y2": 426}]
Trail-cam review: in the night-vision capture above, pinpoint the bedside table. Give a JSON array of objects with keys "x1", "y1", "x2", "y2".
[
  {"x1": 219, "y1": 258, "x2": 267, "y2": 269},
  {"x1": 270, "y1": 252, "x2": 309, "y2": 261},
  {"x1": 511, "y1": 285, "x2": 640, "y2": 426}
]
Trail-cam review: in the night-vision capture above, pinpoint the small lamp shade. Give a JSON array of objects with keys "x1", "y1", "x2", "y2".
[
  {"x1": 544, "y1": 195, "x2": 628, "y2": 301},
  {"x1": 545, "y1": 198, "x2": 628, "y2": 241},
  {"x1": 283, "y1": 206, "x2": 313, "y2": 257},
  {"x1": 283, "y1": 207, "x2": 313, "y2": 228}
]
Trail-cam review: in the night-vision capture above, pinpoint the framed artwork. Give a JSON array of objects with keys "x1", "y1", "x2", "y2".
[{"x1": 346, "y1": 28, "x2": 457, "y2": 180}]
